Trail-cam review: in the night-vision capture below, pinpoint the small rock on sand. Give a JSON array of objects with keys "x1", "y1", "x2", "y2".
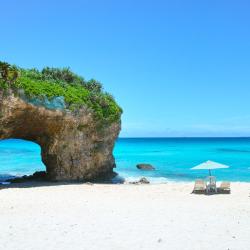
[{"x1": 129, "y1": 177, "x2": 150, "y2": 184}]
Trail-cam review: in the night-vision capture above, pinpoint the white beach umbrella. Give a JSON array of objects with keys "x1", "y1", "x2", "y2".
[{"x1": 191, "y1": 160, "x2": 229, "y2": 176}]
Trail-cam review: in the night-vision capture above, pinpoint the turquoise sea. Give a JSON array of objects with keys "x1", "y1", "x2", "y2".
[{"x1": 1, "y1": 138, "x2": 250, "y2": 182}]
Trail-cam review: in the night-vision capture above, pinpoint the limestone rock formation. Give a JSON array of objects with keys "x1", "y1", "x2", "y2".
[{"x1": 0, "y1": 90, "x2": 121, "y2": 181}]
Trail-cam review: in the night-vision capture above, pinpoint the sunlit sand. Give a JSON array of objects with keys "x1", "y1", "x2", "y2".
[{"x1": 0, "y1": 182, "x2": 249, "y2": 250}]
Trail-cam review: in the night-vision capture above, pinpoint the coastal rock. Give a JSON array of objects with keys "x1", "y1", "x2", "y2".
[
  {"x1": 129, "y1": 177, "x2": 150, "y2": 184},
  {"x1": 139, "y1": 177, "x2": 150, "y2": 184},
  {"x1": 0, "y1": 90, "x2": 121, "y2": 181},
  {"x1": 7, "y1": 171, "x2": 48, "y2": 183},
  {"x1": 136, "y1": 164, "x2": 155, "y2": 170}
]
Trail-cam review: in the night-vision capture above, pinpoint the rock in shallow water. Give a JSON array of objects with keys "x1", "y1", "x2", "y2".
[
  {"x1": 136, "y1": 164, "x2": 155, "y2": 170},
  {"x1": 7, "y1": 171, "x2": 48, "y2": 183}
]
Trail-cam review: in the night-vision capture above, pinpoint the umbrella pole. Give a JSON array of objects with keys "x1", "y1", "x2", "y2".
[{"x1": 208, "y1": 169, "x2": 212, "y2": 193}]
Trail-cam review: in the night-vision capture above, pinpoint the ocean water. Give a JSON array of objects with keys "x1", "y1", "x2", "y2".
[
  {"x1": 0, "y1": 138, "x2": 250, "y2": 182},
  {"x1": 0, "y1": 139, "x2": 45, "y2": 181}
]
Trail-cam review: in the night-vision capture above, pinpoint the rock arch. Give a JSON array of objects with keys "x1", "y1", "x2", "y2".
[{"x1": 0, "y1": 91, "x2": 121, "y2": 181}]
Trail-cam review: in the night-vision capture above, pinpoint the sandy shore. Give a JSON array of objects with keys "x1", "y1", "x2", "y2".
[{"x1": 0, "y1": 182, "x2": 250, "y2": 250}]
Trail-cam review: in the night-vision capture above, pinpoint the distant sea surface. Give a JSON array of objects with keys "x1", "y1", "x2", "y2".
[{"x1": 1, "y1": 138, "x2": 250, "y2": 182}]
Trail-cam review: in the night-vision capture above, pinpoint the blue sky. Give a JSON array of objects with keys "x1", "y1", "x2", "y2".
[{"x1": 1, "y1": 0, "x2": 250, "y2": 137}]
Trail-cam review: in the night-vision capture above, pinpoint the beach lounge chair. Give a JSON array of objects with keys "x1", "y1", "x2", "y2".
[
  {"x1": 192, "y1": 179, "x2": 206, "y2": 194},
  {"x1": 219, "y1": 182, "x2": 231, "y2": 194}
]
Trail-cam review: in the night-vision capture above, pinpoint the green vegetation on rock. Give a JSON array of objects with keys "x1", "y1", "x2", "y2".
[{"x1": 0, "y1": 61, "x2": 122, "y2": 124}]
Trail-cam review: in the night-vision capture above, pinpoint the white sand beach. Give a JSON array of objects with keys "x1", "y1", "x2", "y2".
[{"x1": 0, "y1": 182, "x2": 250, "y2": 250}]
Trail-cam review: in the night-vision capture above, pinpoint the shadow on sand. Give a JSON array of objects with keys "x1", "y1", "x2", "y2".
[{"x1": 0, "y1": 171, "x2": 125, "y2": 190}]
